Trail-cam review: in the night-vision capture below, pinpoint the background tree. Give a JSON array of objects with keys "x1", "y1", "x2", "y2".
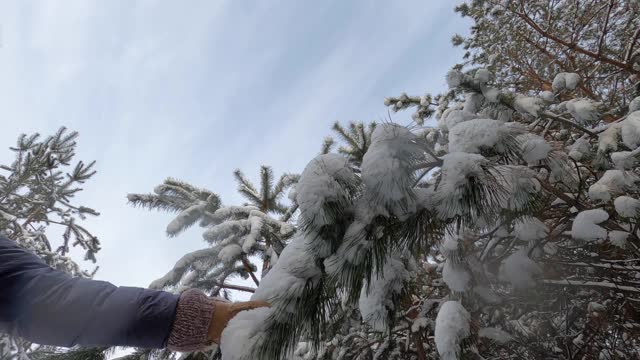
[
  {"x1": 217, "y1": 2, "x2": 640, "y2": 359},
  {"x1": 232, "y1": 167, "x2": 299, "y2": 271},
  {"x1": 127, "y1": 168, "x2": 297, "y2": 292},
  {"x1": 72, "y1": 168, "x2": 299, "y2": 360},
  {"x1": 0, "y1": 128, "x2": 100, "y2": 360},
  {"x1": 452, "y1": 0, "x2": 640, "y2": 115}
]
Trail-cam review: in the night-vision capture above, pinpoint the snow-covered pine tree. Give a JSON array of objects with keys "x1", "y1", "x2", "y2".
[
  {"x1": 218, "y1": 121, "x2": 445, "y2": 360},
  {"x1": 127, "y1": 167, "x2": 298, "y2": 296},
  {"x1": 230, "y1": 167, "x2": 299, "y2": 273},
  {"x1": 226, "y1": 84, "x2": 640, "y2": 359},
  {"x1": 452, "y1": 0, "x2": 640, "y2": 112},
  {"x1": 217, "y1": 6, "x2": 640, "y2": 358},
  {"x1": 406, "y1": 65, "x2": 640, "y2": 358},
  {"x1": 0, "y1": 128, "x2": 100, "y2": 360}
]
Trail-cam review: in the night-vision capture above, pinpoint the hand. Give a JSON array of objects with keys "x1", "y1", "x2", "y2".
[{"x1": 208, "y1": 300, "x2": 270, "y2": 343}]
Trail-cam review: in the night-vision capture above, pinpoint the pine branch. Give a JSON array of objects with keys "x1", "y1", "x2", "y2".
[
  {"x1": 241, "y1": 255, "x2": 260, "y2": 286},
  {"x1": 233, "y1": 169, "x2": 258, "y2": 194},
  {"x1": 513, "y1": 8, "x2": 640, "y2": 75},
  {"x1": 260, "y1": 165, "x2": 274, "y2": 208},
  {"x1": 321, "y1": 137, "x2": 334, "y2": 154},
  {"x1": 126, "y1": 193, "x2": 190, "y2": 213},
  {"x1": 332, "y1": 122, "x2": 360, "y2": 150}
]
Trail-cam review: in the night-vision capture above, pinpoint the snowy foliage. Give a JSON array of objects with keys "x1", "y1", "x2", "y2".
[
  {"x1": 434, "y1": 301, "x2": 471, "y2": 360},
  {"x1": 499, "y1": 248, "x2": 542, "y2": 289},
  {"x1": 127, "y1": 166, "x2": 299, "y2": 306},
  {"x1": 263, "y1": 25, "x2": 639, "y2": 357},
  {"x1": 221, "y1": 308, "x2": 271, "y2": 360},
  {"x1": 358, "y1": 253, "x2": 415, "y2": 331},
  {"x1": 0, "y1": 128, "x2": 101, "y2": 360},
  {"x1": 552, "y1": 72, "x2": 581, "y2": 92},
  {"x1": 296, "y1": 154, "x2": 357, "y2": 231},
  {"x1": 361, "y1": 124, "x2": 423, "y2": 218},
  {"x1": 90, "y1": 167, "x2": 300, "y2": 360}
]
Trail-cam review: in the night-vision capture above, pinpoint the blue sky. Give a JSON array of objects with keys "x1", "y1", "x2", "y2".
[{"x1": 0, "y1": 1, "x2": 469, "y2": 295}]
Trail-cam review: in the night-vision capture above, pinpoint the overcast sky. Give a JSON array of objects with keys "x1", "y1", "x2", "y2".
[{"x1": 0, "y1": 1, "x2": 469, "y2": 300}]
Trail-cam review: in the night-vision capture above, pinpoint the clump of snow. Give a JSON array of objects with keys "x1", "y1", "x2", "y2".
[
  {"x1": 441, "y1": 230, "x2": 472, "y2": 292},
  {"x1": 482, "y1": 87, "x2": 500, "y2": 103},
  {"x1": 166, "y1": 201, "x2": 206, "y2": 236},
  {"x1": 149, "y1": 248, "x2": 219, "y2": 289},
  {"x1": 621, "y1": 111, "x2": 640, "y2": 149},
  {"x1": 436, "y1": 152, "x2": 492, "y2": 217},
  {"x1": 440, "y1": 231, "x2": 463, "y2": 259},
  {"x1": 518, "y1": 133, "x2": 551, "y2": 164},
  {"x1": 218, "y1": 244, "x2": 243, "y2": 263},
  {"x1": 571, "y1": 209, "x2": 609, "y2": 242},
  {"x1": 463, "y1": 92, "x2": 484, "y2": 114},
  {"x1": 203, "y1": 219, "x2": 248, "y2": 244},
  {"x1": 361, "y1": 123, "x2": 422, "y2": 217},
  {"x1": 540, "y1": 91, "x2": 556, "y2": 103},
  {"x1": 242, "y1": 216, "x2": 264, "y2": 252},
  {"x1": 220, "y1": 307, "x2": 271, "y2": 360},
  {"x1": 598, "y1": 123, "x2": 621, "y2": 153},
  {"x1": 629, "y1": 96, "x2": 640, "y2": 113},
  {"x1": 513, "y1": 217, "x2": 548, "y2": 242},
  {"x1": 438, "y1": 109, "x2": 476, "y2": 131},
  {"x1": 208, "y1": 206, "x2": 258, "y2": 225},
  {"x1": 439, "y1": 153, "x2": 489, "y2": 186},
  {"x1": 446, "y1": 70, "x2": 463, "y2": 88},
  {"x1": 478, "y1": 327, "x2": 513, "y2": 343},
  {"x1": 552, "y1": 72, "x2": 580, "y2": 92},
  {"x1": 443, "y1": 260, "x2": 472, "y2": 292},
  {"x1": 608, "y1": 230, "x2": 628, "y2": 249},
  {"x1": 359, "y1": 254, "x2": 413, "y2": 331},
  {"x1": 566, "y1": 98, "x2": 600, "y2": 125},
  {"x1": 614, "y1": 196, "x2": 640, "y2": 218},
  {"x1": 296, "y1": 154, "x2": 358, "y2": 229},
  {"x1": 513, "y1": 95, "x2": 543, "y2": 116},
  {"x1": 448, "y1": 119, "x2": 521, "y2": 155},
  {"x1": 499, "y1": 248, "x2": 542, "y2": 289},
  {"x1": 568, "y1": 136, "x2": 591, "y2": 161},
  {"x1": 588, "y1": 170, "x2": 639, "y2": 202},
  {"x1": 611, "y1": 151, "x2": 638, "y2": 169},
  {"x1": 435, "y1": 301, "x2": 471, "y2": 360},
  {"x1": 251, "y1": 235, "x2": 321, "y2": 321},
  {"x1": 474, "y1": 68, "x2": 490, "y2": 83}
]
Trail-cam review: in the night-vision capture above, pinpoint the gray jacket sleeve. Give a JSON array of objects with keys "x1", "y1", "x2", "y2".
[{"x1": 0, "y1": 236, "x2": 180, "y2": 349}]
